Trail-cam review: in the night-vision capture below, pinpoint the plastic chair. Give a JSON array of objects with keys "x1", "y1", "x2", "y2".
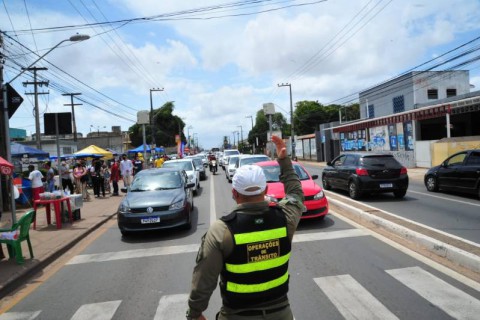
[{"x1": 0, "y1": 210, "x2": 35, "y2": 264}]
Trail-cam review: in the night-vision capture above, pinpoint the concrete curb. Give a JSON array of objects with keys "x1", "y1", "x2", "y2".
[
  {"x1": 0, "y1": 212, "x2": 117, "y2": 299},
  {"x1": 329, "y1": 198, "x2": 480, "y2": 274}
]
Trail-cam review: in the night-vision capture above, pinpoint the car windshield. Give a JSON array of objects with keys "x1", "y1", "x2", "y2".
[
  {"x1": 225, "y1": 150, "x2": 239, "y2": 156},
  {"x1": 240, "y1": 156, "x2": 269, "y2": 166},
  {"x1": 192, "y1": 159, "x2": 203, "y2": 168},
  {"x1": 130, "y1": 171, "x2": 182, "y2": 191},
  {"x1": 163, "y1": 161, "x2": 194, "y2": 171},
  {"x1": 261, "y1": 164, "x2": 309, "y2": 182},
  {"x1": 229, "y1": 156, "x2": 239, "y2": 166}
]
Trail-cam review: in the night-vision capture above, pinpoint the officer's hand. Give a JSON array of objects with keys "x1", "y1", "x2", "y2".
[{"x1": 271, "y1": 135, "x2": 287, "y2": 160}]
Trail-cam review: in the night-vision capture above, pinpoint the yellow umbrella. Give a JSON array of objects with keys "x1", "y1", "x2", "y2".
[{"x1": 74, "y1": 145, "x2": 114, "y2": 159}]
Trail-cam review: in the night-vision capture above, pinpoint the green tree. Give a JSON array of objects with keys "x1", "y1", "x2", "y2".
[
  {"x1": 129, "y1": 101, "x2": 185, "y2": 147},
  {"x1": 293, "y1": 101, "x2": 360, "y2": 135}
]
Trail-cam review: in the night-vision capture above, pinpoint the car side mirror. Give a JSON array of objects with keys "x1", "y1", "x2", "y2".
[
  {"x1": 121, "y1": 187, "x2": 128, "y2": 193},
  {"x1": 186, "y1": 182, "x2": 195, "y2": 189},
  {"x1": 311, "y1": 174, "x2": 318, "y2": 180},
  {"x1": 326, "y1": 161, "x2": 332, "y2": 166}
]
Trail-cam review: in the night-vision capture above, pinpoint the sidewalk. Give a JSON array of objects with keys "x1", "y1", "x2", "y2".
[{"x1": 0, "y1": 192, "x2": 123, "y2": 298}]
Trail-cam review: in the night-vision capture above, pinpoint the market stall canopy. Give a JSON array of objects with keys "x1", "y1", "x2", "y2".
[
  {"x1": 0, "y1": 156, "x2": 14, "y2": 176},
  {"x1": 106, "y1": 148, "x2": 119, "y2": 156},
  {"x1": 75, "y1": 145, "x2": 113, "y2": 159},
  {"x1": 11, "y1": 142, "x2": 50, "y2": 159},
  {"x1": 127, "y1": 145, "x2": 164, "y2": 154}
]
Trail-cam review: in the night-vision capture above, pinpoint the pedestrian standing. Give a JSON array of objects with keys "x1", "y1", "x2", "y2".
[
  {"x1": 186, "y1": 135, "x2": 304, "y2": 320},
  {"x1": 110, "y1": 159, "x2": 120, "y2": 196},
  {"x1": 59, "y1": 161, "x2": 74, "y2": 194},
  {"x1": 73, "y1": 162, "x2": 90, "y2": 201},
  {"x1": 44, "y1": 161, "x2": 55, "y2": 192},
  {"x1": 120, "y1": 154, "x2": 133, "y2": 187},
  {"x1": 27, "y1": 164, "x2": 44, "y2": 201},
  {"x1": 102, "y1": 163, "x2": 111, "y2": 194}
]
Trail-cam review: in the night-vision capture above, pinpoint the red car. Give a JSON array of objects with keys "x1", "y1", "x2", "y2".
[{"x1": 256, "y1": 161, "x2": 329, "y2": 220}]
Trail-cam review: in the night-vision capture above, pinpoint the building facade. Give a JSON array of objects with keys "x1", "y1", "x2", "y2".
[{"x1": 314, "y1": 71, "x2": 480, "y2": 168}]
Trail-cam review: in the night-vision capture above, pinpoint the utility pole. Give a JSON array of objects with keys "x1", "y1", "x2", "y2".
[
  {"x1": 62, "y1": 93, "x2": 82, "y2": 141},
  {"x1": 278, "y1": 83, "x2": 295, "y2": 158},
  {"x1": 149, "y1": 88, "x2": 164, "y2": 147},
  {"x1": 24, "y1": 67, "x2": 48, "y2": 149},
  {"x1": 237, "y1": 125, "x2": 243, "y2": 151},
  {"x1": 246, "y1": 115, "x2": 255, "y2": 153}
]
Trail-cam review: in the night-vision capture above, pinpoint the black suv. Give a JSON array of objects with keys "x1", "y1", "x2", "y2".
[{"x1": 322, "y1": 153, "x2": 409, "y2": 199}]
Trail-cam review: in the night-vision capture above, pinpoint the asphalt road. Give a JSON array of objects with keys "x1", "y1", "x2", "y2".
[
  {"x1": 2, "y1": 167, "x2": 480, "y2": 320},
  {"x1": 302, "y1": 163, "x2": 480, "y2": 244}
]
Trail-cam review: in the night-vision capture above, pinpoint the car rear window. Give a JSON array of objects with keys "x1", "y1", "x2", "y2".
[
  {"x1": 261, "y1": 164, "x2": 309, "y2": 182},
  {"x1": 239, "y1": 156, "x2": 269, "y2": 166},
  {"x1": 361, "y1": 156, "x2": 400, "y2": 167}
]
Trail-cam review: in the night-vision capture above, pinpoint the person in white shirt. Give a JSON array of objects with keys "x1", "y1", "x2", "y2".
[
  {"x1": 27, "y1": 164, "x2": 44, "y2": 201},
  {"x1": 120, "y1": 154, "x2": 133, "y2": 187}
]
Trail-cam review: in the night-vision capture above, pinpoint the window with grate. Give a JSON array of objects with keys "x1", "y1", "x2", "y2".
[
  {"x1": 368, "y1": 104, "x2": 375, "y2": 118},
  {"x1": 446, "y1": 88, "x2": 457, "y2": 98},
  {"x1": 392, "y1": 95, "x2": 405, "y2": 113},
  {"x1": 427, "y1": 89, "x2": 438, "y2": 99}
]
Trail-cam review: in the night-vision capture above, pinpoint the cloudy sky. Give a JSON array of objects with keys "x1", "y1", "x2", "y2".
[{"x1": 2, "y1": 0, "x2": 480, "y2": 150}]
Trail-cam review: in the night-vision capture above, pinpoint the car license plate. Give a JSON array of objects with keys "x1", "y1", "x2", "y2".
[
  {"x1": 380, "y1": 183, "x2": 393, "y2": 188},
  {"x1": 141, "y1": 217, "x2": 160, "y2": 224}
]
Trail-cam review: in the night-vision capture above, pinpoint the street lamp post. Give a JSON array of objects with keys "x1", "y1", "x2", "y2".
[
  {"x1": 278, "y1": 83, "x2": 295, "y2": 158},
  {"x1": 90, "y1": 125, "x2": 106, "y2": 136},
  {"x1": 1, "y1": 33, "x2": 89, "y2": 223},
  {"x1": 246, "y1": 115, "x2": 254, "y2": 153},
  {"x1": 149, "y1": 87, "x2": 164, "y2": 147},
  {"x1": 232, "y1": 131, "x2": 237, "y2": 148},
  {"x1": 193, "y1": 133, "x2": 198, "y2": 151}
]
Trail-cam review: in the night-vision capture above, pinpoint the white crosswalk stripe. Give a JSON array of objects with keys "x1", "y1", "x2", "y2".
[
  {"x1": 314, "y1": 274, "x2": 399, "y2": 320},
  {"x1": 0, "y1": 311, "x2": 41, "y2": 320},
  {"x1": 387, "y1": 266, "x2": 480, "y2": 320},
  {"x1": 70, "y1": 300, "x2": 121, "y2": 320},
  {"x1": 3, "y1": 267, "x2": 480, "y2": 319},
  {"x1": 154, "y1": 294, "x2": 189, "y2": 320},
  {"x1": 67, "y1": 229, "x2": 368, "y2": 265}
]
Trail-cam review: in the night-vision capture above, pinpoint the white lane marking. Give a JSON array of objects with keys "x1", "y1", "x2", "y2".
[
  {"x1": 331, "y1": 210, "x2": 480, "y2": 292},
  {"x1": 293, "y1": 229, "x2": 368, "y2": 243},
  {"x1": 314, "y1": 274, "x2": 399, "y2": 320},
  {"x1": 327, "y1": 193, "x2": 480, "y2": 249},
  {"x1": 0, "y1": 311, "x2": 41, "y2": 320},
  {"x1": 70, "y1": 300, "x2": 121, "y2": 320},
  {"x1": 210, "y1": 173, "x2": 216, "y2": 226},
  {"x1": 67, "y1": 229, "x2": 367, "y2": 265},
  {"x1": 154, "y1": 294, "x2": 188, "y2": 320},
  {"x1": 408, "y1": 189, "x2": 480, "y2": 208},
  {"x1": 66, "y1": 244, "x2": 200, "y2": 265},
  {"x1": 387, "y1": 266, "x2": 480, "y2": 320}
]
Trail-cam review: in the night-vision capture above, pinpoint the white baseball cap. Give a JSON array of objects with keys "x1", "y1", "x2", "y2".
[{"x1": 232, "y1": 165, "x2": 267, "y2": 196}]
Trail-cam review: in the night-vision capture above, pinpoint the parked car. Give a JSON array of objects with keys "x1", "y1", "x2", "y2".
[
  {"x1": 117, "y1": 168, "x2": 194, "y2": 236},
  {"x1": 322, "y1": 153, "x2": 409, "y2": 199},
  {"x1": 162, "y1": 159, "x2": 200, "y2": 195},
  {"x1": 424, "y1": 149, "x2": 480, "y2": 198},
  {"x1": 256, "y1": 161, "x2": 329, "y2": 220},
  {"x1": 225, "y1": 155, "x2": 240, "y2": 182}
]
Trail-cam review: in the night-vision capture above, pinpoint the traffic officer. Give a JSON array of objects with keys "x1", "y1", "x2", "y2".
[{"x1": 186, "y1": 135, "x2": 304, "y2": 320}]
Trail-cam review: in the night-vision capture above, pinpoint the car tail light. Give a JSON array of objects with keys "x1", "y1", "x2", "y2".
[
  {"x1": 400, "y1": 167, "x2": 408, "y2": 175},
  {"x1": 355, "y1": 168, "x2": 369, "y2": 176}
]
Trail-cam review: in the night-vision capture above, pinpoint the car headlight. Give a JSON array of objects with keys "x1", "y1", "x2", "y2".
[
  {"x1": 119, "y1": 202, "x2": 131, "y2": 213},
  {"x1": 169, "y1": 200, "x2": 184, "y2": 210},
  {"x1": 313, "y1": 190, "x2": 325, "y2": 200}
]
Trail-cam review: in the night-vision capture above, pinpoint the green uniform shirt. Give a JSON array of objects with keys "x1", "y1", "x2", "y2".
[{"x1": 188, "y1": 157, "x2": 304, "y2": 318}]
